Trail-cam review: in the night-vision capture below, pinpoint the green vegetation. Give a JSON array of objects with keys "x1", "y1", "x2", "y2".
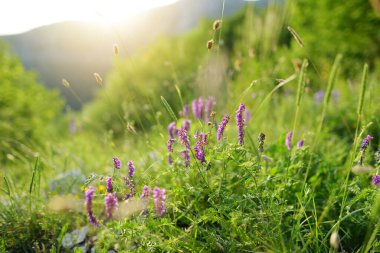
[
  {"x1": 1, "y1": 1, "x2": 380, "y2": 252},
  {"x1": 0, "y1": 42, "x2": 63, "y2": 162}
]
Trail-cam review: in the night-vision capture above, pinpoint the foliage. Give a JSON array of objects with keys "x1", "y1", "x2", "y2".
[
  {"x1": 289, "y1": 0, "x2": 380, "y2": 76},
  {"x1": 0, "y1": 41, "x2": 63, "y2": 161},
  {"x1": 83, "y1": 21, "x2": 218, "y2": 137},
  {"x1": 1, "y1": 1, "x2": 380, "y2": 252}
]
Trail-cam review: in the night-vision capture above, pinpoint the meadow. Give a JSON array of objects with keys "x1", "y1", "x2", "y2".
[{"x1": 1, "y1": 1, "x2": 380, "y2": 252}]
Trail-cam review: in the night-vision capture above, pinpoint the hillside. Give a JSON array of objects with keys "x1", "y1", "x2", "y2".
[{"x1": 1, "y1": 0, "x2": 249, "y2": 109}]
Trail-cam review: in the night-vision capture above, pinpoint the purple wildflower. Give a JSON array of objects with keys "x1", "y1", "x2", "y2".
[
  {"x1": 360, "y1": 135, "x2": 373, "y2": 151},
  {"x1": 106, "y1": 177, "x2": 113, "y2": 193},
  {"x1": 69, "y1": 119, "x2": 76, "y2": 133},
  {"x1": 168, "y1": 154, "x2": 173, "y2": 165},
  {"x1": 105, "y1": 193, "x2": 118, "y2": 218},
  {"x1": 314, "y1": 90, "x2": 324, "y2": 103},
  {"x1": 204, "y1": 96, "x2": 216, "y2": 123},
  {"x1": 192, "y1": 97, "x2": 204, "y2": 119},
  {"x1": 85, "y1": 186, "x2": 98, "y2": 226},
  {"x1": 358, "y1": 135, "x2": 373, "y2": 165},
  {"x1": 236, "y1": 103, "x2": 246, "y2": 145},
  {"x1": 332, "y1": 90, "x2": 339, "y2": 102},
  {"x1": 194, "y1": 133, "x2": 207, "y2": 163},
  {"x1": 128, "y1": 160, "x2": 135, "y2": 178},
  {"x1": 183, "y1": 104, "x2": 190, "y2": 118},
  {"x1": 178, "y1": 128, "x2": 190, "y2": 150},
  {"x1": 258, "y1": 133, "x2": 265, "y2": 152},
  {"x1": 182, "y1": 120, "x2": 191, "y2": 131},
  {"x1": 153, "y1": 187, "x2": 166, "y2": 217},
  {"x1": 167, "y1": 139, "x2": 175, "y2": 153},
  {"x1": 217, "y1": 115, "x2": 230, "y2": 141},
  {"x1": 197, "y1": 97, "x2": 204, "y2": 119},
  {"x1": 181, "y1": 150, "x2": 190, "y2": 166},
  {"x1": 372, "y1": 174, "x2": 380, "y2": 188},
  {"x1": 168, "y1": 122, "x2": 176, "y2": 138},
  {"x1": 285, "y1": 131, "x2": 293, "y2": 150},
  {"x1": 192, "y1": 100, "x2": 199, "y2": 119},
  {"x1": 113, "y1": 157, "x2": 121, "y2": 170},
  {"x1": 141, "y1": 185, "x2": 151, "y2": 198},
  {"x1": 297, "y1": 139, "x2": 304, "y2": 148}
]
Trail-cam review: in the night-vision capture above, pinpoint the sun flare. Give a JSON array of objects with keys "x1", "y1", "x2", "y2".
[{"x1": 0, "y1": 0, "x2": 178, "y2": 35}]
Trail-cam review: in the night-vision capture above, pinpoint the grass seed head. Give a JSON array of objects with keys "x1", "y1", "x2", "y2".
[
  {"x1": 93, "y1": 73, "x2": 103, "y2": 86},
  {"x1": 207, "y1": 39, "x2": 214, "y2": 50},
  {"x1": 287, "y1": 26, "x2": 304, "y2": 48},
  {"x1": 213, "y1": 20, "x2": 222, "y2": 30},
  {"x1": 62, "y1": 78, "x2": 70, "y2": 88}
]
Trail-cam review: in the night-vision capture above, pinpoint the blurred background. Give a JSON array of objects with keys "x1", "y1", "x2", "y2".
[{"x1": 1, "y1": 0, "x2": 379, "y2": 156}]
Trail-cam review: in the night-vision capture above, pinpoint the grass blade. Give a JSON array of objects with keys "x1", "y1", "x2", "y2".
[
  {"x1": 357, "y1": 63, "x2": 368, "y2": 116},
  {"x1": 161, "y1": 96, "x2": 178, "y2": 122}
]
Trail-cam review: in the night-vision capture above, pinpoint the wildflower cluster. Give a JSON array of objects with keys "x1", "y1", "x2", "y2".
[
  {"x1": 166, "y1": 98, "x2": 246, "y2": 166},
  {"x1": 84, "y1": 157, "x2": 166, "y2": 226},
  {"x1": 189, "y1": 96, "x2": 216, "y2": 123},
  {"x1": 194, "y1": 132, "x2": 208, "y2": 163},
  {"x1": 85, "y1": 186, "x2": 98, "y2": 226},
  {"x1": 217, "y1": 115, "x2": 230, "y2": 141},
  {"x1": 285, "y1": 131, "x2": 304, "y2": 150},
  {"x1": 236, "y1": 103, "x2": 246, "y2": 145}
]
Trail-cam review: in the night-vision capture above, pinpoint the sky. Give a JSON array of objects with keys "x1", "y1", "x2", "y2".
[{"x1": 0, "y1": 0, "x2": 178, "y2": 35}]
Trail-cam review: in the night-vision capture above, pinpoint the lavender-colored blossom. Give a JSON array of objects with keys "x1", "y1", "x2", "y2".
[
  {"x1": 183, "y1": 104, "x2": 190, "y2": 118},
  {"x1": 315, "y1": 90, "x2": 339, "y2": 103},
  {"x1": 192, "y1": 100, "x2": 199, "y2": 119},
  {"x1": 106, "y1": 177, "x2": 113, "y2": 193},
  {"x1": 182, "y1": 120, "x2": 191, "y2": 131},
  {"x1": 360, "y1": 135, "x2": 373, "y2": 151},
  {"x1": 194, "y1": 133, "x2": 207, "y2": 163},
  {"x1": 358, "y1": 135, "x2": 373, "y2": 165},
  {"x1": 314, "y1": 90, "x2": 324, "y2": 103},
  {"x1": 153, "y1": 187, "x2": 166, "y2": 217},
  {"x1": 181, "y1": 150, "x2": 190, "y2": 166},
  {"x1": 217, "y1": 115, "x2": 230, "y2": 141},
  {"x1": 297, "y1": 139, "x2": 304, "y2": 148},
  {"x1": 197, "y1": 97, "x2": 204, "y2": 119},
  {"x1": 204, "y1": 96, "x2": 216, "y2": 123},
  {"x1": 258, "y1": 133, "x2": 265, "y2": 152},
  {"x1": 285, "y1": 131, "x2": 293, "y2": 150},
  {"x1": 332, "y1": 90, "x2": 339, "y2": 102},
  {"x1": 168, "y1": 154, "x2": 173, "y2": 165},
  {"x1": 141, "y1": 185, "x2": 151, "y2": 198},
  {"x1": 167, "y1": 139, "x2": 175, "y2": 153},
  {"x1": 85, "y1": 186, "x2": 98, "y2": 226},
  {"x1": 192, "y1": 97, "x2": 204, "y2": 120},
  {"x1": 372, "y1": 174, "x2": 380, "y2": 188},
  {"x1": 178, "y1": 128, "x2": 190, "y2": 150},
  {"x1": 168, "y1": 122, "x2": 176, "y2": 138},
  {"x1": 128, "y1": 160, "x2": 135, "y2": 178},
  {"x1": 69, "y1": 119, "x2": 76, "y2": 133},
  {"x1": 113, "y1": 157, "x2": 121, "y2": 170},
  {"x1": 105, "y1": 193, "x2": 118, "y2": 218},
  {"x1": 236, "y1": 103, "x2": 246, "y2": 145},
  {"x1": 261, "y1": 155, "x2": 273, "y2": 163}
]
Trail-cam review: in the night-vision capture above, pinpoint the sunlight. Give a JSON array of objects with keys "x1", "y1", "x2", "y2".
[{"x1": 0, "y1": 0, "x2": 178, "y2": 35}]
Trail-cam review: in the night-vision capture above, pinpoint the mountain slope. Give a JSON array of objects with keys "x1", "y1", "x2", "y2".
[{"x1": 1, "y1": 0, "x2": 249, "y2": 109}]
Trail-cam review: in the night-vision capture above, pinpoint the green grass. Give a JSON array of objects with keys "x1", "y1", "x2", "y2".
[{"x1": 1, "y1": 2, "x2": 380, "y2": 252}]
